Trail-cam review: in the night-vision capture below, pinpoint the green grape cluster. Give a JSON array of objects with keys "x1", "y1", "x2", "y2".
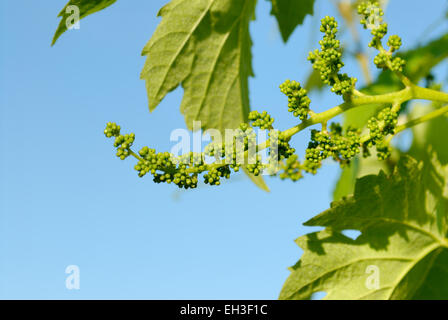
[
  {"x1": 204, "y1": 141, "x2": 224, "y2": 158},
  {"x1": 278, "y1": 156, "x2": 322, "y2": 180},
  {"x1": 104, "y1": 122, "x2": 135, "y2": 160},
  {"x1": 279, "y1": 80, "x2": 311, "y2": 120},
  {"x1": 204, "y1": 123, "x2": 257, "y2": 172},
  {"x1": 279, "y1": 155, "x2": 302, "y2": 181},
  {"x1": 331, "y1": 74, "x2": 357, "y2": 95},
  {"x1": 307, "y1": 16, "x2": 357, "y2": 96},
  {"x1": 387, "y1": 35, "x2": 402, "y2": 52},
  {"x1": 373, "y1": 52, "x2": 388, "y2": 69},
  {"x1": 265, "y1": 130, "x2": 298, "y2": 179},
  {"x1": 104, "y1": 122, "x2": 121, "y2": 137},
  {"x1": 204, "y1": 165, "x2": 231, "y2": 186},
  {"x1": 389, "y1": 56, "x2": 405, "y2": 73},
  {"x1": 375, "y1": 141, "x2": 392, "y2": 160},
  {"x1": 358, "y1": 1, "x2": 405, "y2": 72},
  {"x1": 137, "y1": 148, "x2": 204, "y2": 189},
  {"x1": 358, "y1": 1, "x2": 385, "y2": 47},
  {"x1": 269, "y1": 130, "x2": 296, "y2": 160},
  {"x1": 105, "y1": 123, "x2": 209, "y2": 189},
  {"x1": 367, "y1": 107, "x2": 398, "y2": 142},
  {"x1": 228, "y1": 123, "x2": 257, "y2": 169},
  {"x1": 246, "y1": 156, "x2": 265, "y2": 176},
  {"x1": 328, "y1": 123, "x2": 362, "y2": 163},
  {"x1": 106, "y1": 108, "x2": 305, "y2": 187},
  {"x1": 105, "y1": 119, "x2": 279, "y2": 188},
  {"x1": 249, "y1": 111, "x2": 274, "y2": 130},
  {"x1": 305, "y1": 123, "x2": 361, "y2": 168},
  {"x1": 364, "y1": 106, "x2": 398, "y2": 159},
  {"x1": 305, "y1": 130, "x2": 332, "y2": 163}
]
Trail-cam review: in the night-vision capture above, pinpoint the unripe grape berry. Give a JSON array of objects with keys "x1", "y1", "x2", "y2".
[
  {"x1": 376, "y1": 142, "x2": 392, "y2": 160},
  {"x1": 104, "y1": 122, "x2": 121, "y2": 138},
  {"x1": 246, "y1": 157, "x2": 265, "y2": 176},
  {"x1": 279, "y1": 154, "x2": 303, "y2": 181},
  {"x1": 280, "y1": 80, "x2": 311, "y2": 120},
  {"x1": 387, "y1": 35, "x2": 402, "y2": 52},
  {"x1": 390, "y1": 57, "x2": 406, "y2": 72},
  {"x1": 249, "y1": 110, "x2": 274, "y2": 130},
  {"x1": 374, "y1": 52, "x2": 389, "y2": 69}
]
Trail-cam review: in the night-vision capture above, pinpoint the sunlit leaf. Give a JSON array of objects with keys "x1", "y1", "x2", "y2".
[
  {"x1": 267, "y1": 0, "x2": 315, "y2": 42},
  {"x1": 281, "y1": 154, "x2": 448, "y2": 300},
  {"x1": 140, "y1": 0, "x2": 257, "y2": 133},
  {"x1": 52, "y1": 0, "x2": 117, "y2": 45}
]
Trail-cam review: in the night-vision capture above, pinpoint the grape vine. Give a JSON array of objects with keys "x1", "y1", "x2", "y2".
[{"x1": 105, "y1": 1, "x2": 448, "y2": 189}]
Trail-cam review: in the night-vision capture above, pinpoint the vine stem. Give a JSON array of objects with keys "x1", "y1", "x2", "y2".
[
  {"x1": 394, "y1": 104, "x2": 448, "y2": 135},
  {"x1": 129, "y1": 85, "x2": 448, "y2": 172},
  {"x1": 282, "y1": 85, "x2": 448, "y2": 141},
  {"x1": 129, "y1": 150, "x2": 144, "y2": 162}
]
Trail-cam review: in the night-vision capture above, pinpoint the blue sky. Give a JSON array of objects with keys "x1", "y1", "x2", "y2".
[{"x1": 1, "y1": 0, "x2": 447, "y2": 299}]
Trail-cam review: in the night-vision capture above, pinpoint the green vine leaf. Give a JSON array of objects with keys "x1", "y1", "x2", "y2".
[
  {"x1": 242, "y1": 167, "x2": 270, "y2": 192},
  {"x1": 281, "y1": 154, "x2": 448, "y2": 300},
  {"x1": 333, "y1": 154, "x2": 392, "y2": 202},
  {"x1": 267, "y1": 0, "x2": 315, "y2": 42},
  {"x1": 141, "y1": 0, "x2": 257, "y2": 133},
  {"x1": 52, "y1": 0, "x2": 117, "y2": 46}
]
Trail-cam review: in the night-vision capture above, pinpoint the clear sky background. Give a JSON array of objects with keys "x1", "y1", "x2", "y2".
[{"x1": 1, "y1": 0, "x2": 447, "y2": 299}]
